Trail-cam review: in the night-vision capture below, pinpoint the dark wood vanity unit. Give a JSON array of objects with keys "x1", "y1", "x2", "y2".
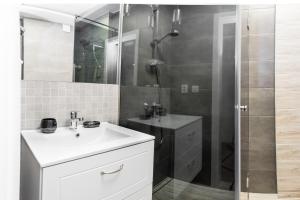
[{"x1": 127, "y1": 114, "x2": 203, "y2": 186}]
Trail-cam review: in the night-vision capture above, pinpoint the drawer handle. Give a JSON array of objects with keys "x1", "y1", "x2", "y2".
[{"x1": 101, "y1": 164, "x2": 124, "y2": 175}]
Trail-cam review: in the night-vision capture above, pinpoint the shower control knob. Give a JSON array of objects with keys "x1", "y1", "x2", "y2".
[{"x1": 240, "y1": 105, "x2": 248, "y2": 112}]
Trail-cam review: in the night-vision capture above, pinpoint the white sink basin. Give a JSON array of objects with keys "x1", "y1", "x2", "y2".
[
  {"x1": 35, "y1": 125, "x2": 130, "y2": 148},
  {"x1": 22, "y1": 122, "x2": 154, "y2": 167}
]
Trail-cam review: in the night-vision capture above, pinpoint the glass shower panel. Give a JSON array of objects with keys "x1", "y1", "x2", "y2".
[
  {"x1": 240, "y1": 8, "x2": 250, "y2": 200},
  {"x1": 119, "y1": 4, "x2": 237, "y2": 200}
]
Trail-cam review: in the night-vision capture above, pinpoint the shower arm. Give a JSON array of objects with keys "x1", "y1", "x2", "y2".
[
  {"x1": 151, "y1": 32, "x2": 170, "y2": 47},
  {"x1": 156, "y1": 33, "x2": 171, "y2": 44}
]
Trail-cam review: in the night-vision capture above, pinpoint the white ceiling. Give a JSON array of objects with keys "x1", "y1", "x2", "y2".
[{"x1": 27, "y1": 4, "x2": 106, "y2": 16}]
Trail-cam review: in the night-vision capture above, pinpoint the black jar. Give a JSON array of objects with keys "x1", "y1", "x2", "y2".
[{"x1": 40, "y1": 118, "x2": 57, "y2": 133}]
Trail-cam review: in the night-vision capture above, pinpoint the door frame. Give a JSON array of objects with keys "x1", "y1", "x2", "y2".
[
  {"x1": 211, "y1": 11, "x2": 237, "y2": 189},
  {"x1": 105, "y1": 29, "x2": 139, "y2": 85}
]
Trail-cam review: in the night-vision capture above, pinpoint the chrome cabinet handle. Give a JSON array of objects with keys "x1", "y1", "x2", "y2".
[{"x1": 101, "y1": 164, "x2": 124, "y2": 175}]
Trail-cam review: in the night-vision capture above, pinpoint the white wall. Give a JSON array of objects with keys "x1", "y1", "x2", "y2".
[{"x1": 0, "y1": 3, "x2": 21, "y2": 200}]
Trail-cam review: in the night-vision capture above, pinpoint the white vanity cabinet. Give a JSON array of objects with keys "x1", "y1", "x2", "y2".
[
  {"x1": 21, "y1": 140, "x2": 154, "y2": 200},
  {"x1": 21, "y1": 123, "x2": 154, "y2": 200}
]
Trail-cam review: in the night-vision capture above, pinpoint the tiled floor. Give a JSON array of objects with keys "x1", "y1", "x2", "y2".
[
  {"x1": 240, "y1": 192, "x2": 277, "y2": 200},
  {"x1": 152, "y1": 178, "x2": 279, "y2": 200},
  {"x1": 152, "y1": 178, "x2": 234, "y2": 200}
]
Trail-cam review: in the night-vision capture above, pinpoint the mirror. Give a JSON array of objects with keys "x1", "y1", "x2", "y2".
[{"x1": 20, "y1": 4, "x2": 121, "y2": 84}]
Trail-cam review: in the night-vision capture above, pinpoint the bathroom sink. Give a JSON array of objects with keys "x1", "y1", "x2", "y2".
[
  {"x1": 36, "y1": 125, "x2": 130, "y2": 148},
  {"x1": 21, "y1": 122, "x2": 154, "y2": 167}
]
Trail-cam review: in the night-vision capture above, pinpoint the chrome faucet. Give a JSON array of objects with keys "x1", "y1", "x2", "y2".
[{"x1": 70, "y1": 111, "x2": 84, "y2": 130}]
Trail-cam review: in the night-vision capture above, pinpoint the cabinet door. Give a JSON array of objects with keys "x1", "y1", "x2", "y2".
[{"x1": 42, "y1": 141, "x2": 154, "y2": 200}]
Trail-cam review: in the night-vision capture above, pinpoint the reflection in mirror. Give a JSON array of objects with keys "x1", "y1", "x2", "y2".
[
  {"x1": 119, "y1": 30, "x2": 139, "y2": 86},
  {"x1": 73, "y1": 5, "x2": 120, "y2": 84},
  {"x1": 20, "y1": 4, "x2": 120, "y2": 84},
  {"x1": 21, "y1": 17, "x2": 75, "y2": 82}
]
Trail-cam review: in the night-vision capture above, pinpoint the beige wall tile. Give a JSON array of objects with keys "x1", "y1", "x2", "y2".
[
  {"x1": 275, "y1": 73, "x2": 300, "y2": 88},
  {"x1": 276, "y1": 109, "x2": 300, "y2": 134},
  {"x1": 276, "y1": 88, "x2": 300, "y2": 109},
  {"x1": 277, "y1": 144, "x2": 300, "y2": 161},
  {"x1": 278, "y1": 191, "x2": 300, "y2": 199},
  {"x1": 277, "y1": 177, "x2": 300, "y2": 192},
  {"x1": 277, "y1": 161, "x2": 300, "y2": 178},
  {"x1": 277, "y1": 132, "x2": 300, "y2": 145},
  {"x1": 21, "y1": 80, "x2": 119, "y2": 129},
  {"x1": 275, "y1": 61, "x2": 300, "y2": 75},
  {"x1": 275, "y1": 5, "x2": 300, "y2": 196},
  {"x1": 249, "y1": 193, "x2": 277, "y2": 200}
]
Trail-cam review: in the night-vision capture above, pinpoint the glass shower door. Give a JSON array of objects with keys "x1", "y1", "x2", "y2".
[{"x1": 119, "y1": 4, "x2": 238, "y2": 200}]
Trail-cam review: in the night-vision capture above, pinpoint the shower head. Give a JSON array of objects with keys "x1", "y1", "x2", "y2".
[
  {"x1": 155, "y1": 28, "x2": 179, "y2": 44},
  {"x1": 169, "y1": 28, "x2": 179, "y2": 37}
]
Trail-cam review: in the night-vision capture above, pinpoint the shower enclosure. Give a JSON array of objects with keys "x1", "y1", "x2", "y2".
[
  {"x1": 73, "y1": 14, "x2": 119, "y2": 84},
  {"x1": 118, "y1": 4, "x2": 239, "y2": 200}
]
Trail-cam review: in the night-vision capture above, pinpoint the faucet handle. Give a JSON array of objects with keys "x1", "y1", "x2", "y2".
[{"x1": 70, "y1": 111, "x2": 78, "y2": 119}]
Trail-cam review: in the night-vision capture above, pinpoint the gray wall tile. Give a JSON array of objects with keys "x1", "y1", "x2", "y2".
[
  {"x1": 249, "y1": 34, "x2": 275, "y2": 61},
  {"x1": 249, "y1": 61, "x2": 275, "y2": 88},
  {"x1": 248, "y1": 170, "x2": 277, "y2": 193},
  {"x1": 249, "y1": 88, "x2": 275, "y2": 116},
  {"x1": 243, "y1": 5, "x2": 276, "y2": 194}
]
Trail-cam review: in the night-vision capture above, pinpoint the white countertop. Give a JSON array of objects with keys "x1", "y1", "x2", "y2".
[
  {"x1": 128, "y1": 114, "x2": 202, "y2": 130},
  {"x1": 21, "y1": 122, "x2": 154, "y2": 168}
]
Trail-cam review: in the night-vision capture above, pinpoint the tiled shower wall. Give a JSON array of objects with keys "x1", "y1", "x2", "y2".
[
  {"x1": 21, "y1": 80, "x2": 119, "y2": 130},
  {"x1": 119, "y1": 4, "x2": 172, "y2": 126},
  {"x1": 241, "y1": 5, "x2": 277, "y2": 194}
]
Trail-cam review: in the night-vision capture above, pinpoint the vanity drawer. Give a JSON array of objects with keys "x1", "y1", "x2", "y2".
[
  {"x1": 174, "y1": 120, "x2": 202, "y2": 157},
  {"x1": 174, "y1": 144, "x2": 202, "y2": 173},
  {"x1": 42, "y1": 141, "x2": 154, "y2": 200},
  {"x1": 174, "y1": 150, "x2": 202, "y2": 182}
]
